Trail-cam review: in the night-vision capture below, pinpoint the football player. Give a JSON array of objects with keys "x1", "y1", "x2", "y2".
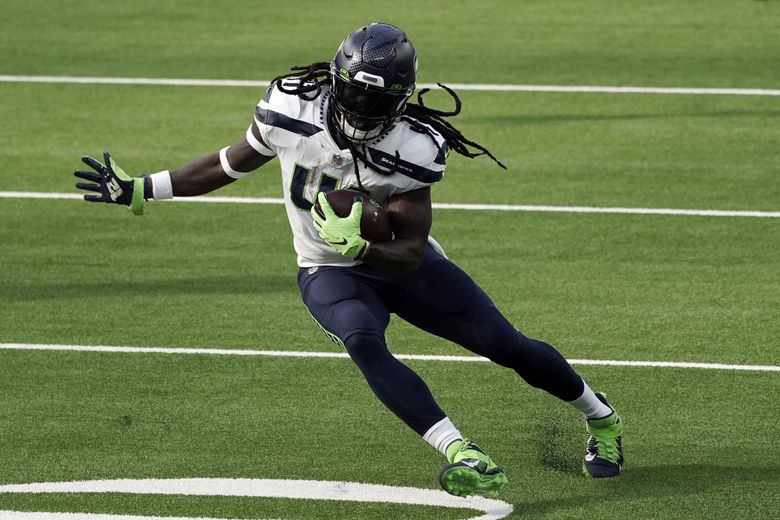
[{"x1": 74, "y1": 22, "x2": 624, "y2": 497}]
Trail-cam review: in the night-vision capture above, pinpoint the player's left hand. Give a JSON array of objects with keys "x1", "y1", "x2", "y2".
[
  {"x1": 311, "y1": 192, "x2": 369, "y2": 260},
  {"x1": 74, "y1": 152, "x2": 145, "y2": 215}
]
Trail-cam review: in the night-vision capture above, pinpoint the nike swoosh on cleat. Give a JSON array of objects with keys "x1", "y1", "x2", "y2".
[{"x1": 329, "y1": 239, "x2": 348, "y2": 245}]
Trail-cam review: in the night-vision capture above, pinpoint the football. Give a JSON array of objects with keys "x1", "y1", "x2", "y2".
[{"x1": 314, "y1": 189, "x2": 393, "y2": 243}]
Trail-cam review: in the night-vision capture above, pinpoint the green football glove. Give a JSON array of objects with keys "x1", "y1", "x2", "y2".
[
  {"x1": 74, "y1": 152, "x2": 145, "y2": 215},
  {"x1": 311, "y1": 192, "x2": 369, "y2": 260}
]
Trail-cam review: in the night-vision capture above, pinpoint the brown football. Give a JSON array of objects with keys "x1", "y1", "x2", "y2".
[{"x1": 314, "y1": 189, "x2": 393, "y2": 243}]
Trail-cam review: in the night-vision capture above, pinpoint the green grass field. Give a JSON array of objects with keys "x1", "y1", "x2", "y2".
[{"x1": 1, "y1": 1, "x2": 779, "y2": 518}]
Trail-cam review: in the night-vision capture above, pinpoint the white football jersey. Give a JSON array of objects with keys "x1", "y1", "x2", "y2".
[{"x1": 252, "y1": 80, "x2": 447, "y2": 267}]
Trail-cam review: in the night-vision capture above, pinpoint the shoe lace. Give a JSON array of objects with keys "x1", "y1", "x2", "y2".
[
  {"x1": 454, "y1": 439, "x2": 492, "y2": 471},
  {"x1": 587, "y1": 427, "x2": 622, "y2": 464}
]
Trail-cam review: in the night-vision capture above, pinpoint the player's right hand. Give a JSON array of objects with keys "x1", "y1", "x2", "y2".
[
  {"x1": 74, "y1": 152, "x2": 145, "y2": 215},
  {"x1": 311, "y1": 192, "x2": 369, "y2": 260}
]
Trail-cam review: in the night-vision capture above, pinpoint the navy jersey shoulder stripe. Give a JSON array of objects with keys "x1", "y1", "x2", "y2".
[
  {"x1": 367, "y1": 147, "x2": 443, "y2": 184},
  {"x1": 255, "y1": 106, "x2": 323, "y2": 137}
]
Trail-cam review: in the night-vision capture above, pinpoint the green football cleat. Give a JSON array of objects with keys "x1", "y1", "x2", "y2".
[
  {"x1": 438, "y1": 439, "x2": 508, "y2": 497},
  {"x1": 583, "y1": 393, "x2": 624, "y2": 478}
]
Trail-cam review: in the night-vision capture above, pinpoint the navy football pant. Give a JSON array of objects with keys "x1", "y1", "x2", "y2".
[{"x1": 298, "y1": 246, "x2": 584, "y2": 436}]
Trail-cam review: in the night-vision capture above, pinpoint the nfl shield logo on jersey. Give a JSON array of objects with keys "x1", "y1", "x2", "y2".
[{"x1": 330, "y1": 154, "x2": 344, "y2": 167}]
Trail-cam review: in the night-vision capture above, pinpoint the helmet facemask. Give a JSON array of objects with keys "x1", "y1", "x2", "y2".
[{"x1": 330, "y1": 77, "x2": 412, "y2": 142}]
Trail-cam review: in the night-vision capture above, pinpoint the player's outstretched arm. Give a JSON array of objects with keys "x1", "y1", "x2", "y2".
[
  {"x1": 74, "y1": 121, "x2": 275, "y2": 212},
  {"x1": 166, "y1": 122, "x2": 274, "y2": 196}
]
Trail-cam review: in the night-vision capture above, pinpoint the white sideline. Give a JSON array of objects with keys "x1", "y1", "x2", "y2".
[
  {"x1": 0, "y1": 478, "x2": 513, "y2": 520},
  {"x1": 2, "y1": 191, "x2": 779, "y2": 218},
  {"x1": 1, "y1": 74, "x2": 779, "y2": 96},
  {"x1": 1, "y1": 343, "x2": 777, "y2": 372}
]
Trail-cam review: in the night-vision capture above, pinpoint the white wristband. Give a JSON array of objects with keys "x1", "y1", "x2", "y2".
[{"x1": 149, "y1": 170, "x2": 173, "y2": 200}]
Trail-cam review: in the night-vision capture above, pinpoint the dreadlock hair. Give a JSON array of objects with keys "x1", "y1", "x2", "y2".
[
  {"x1": 269, "y1": 62, "x2": 506, "y2": 191},
  {"x1": 271, "y1": 62, "x2": 332, "y2": 100},
  {"x1": 405, "y1": 83, "x2": 506, "y2": 169}
]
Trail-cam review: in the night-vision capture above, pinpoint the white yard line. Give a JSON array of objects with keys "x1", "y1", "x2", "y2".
[
  {"x1": 1, "y1": 343, "x2": 777, "y2": 372},
  {"x1": 0, "y1": 478, "x2": 514, "y2": 520},
  {"x1": 2, "y1": 191, "x2": 778, "y2": 218},
  {"x1": 1, "y1": 74, "x2": 779, "y2": 96}
]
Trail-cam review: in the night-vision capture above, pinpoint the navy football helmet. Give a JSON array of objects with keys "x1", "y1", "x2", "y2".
[{"x1": 330, "y1": 23, "x2": 417, "y2": 143}]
